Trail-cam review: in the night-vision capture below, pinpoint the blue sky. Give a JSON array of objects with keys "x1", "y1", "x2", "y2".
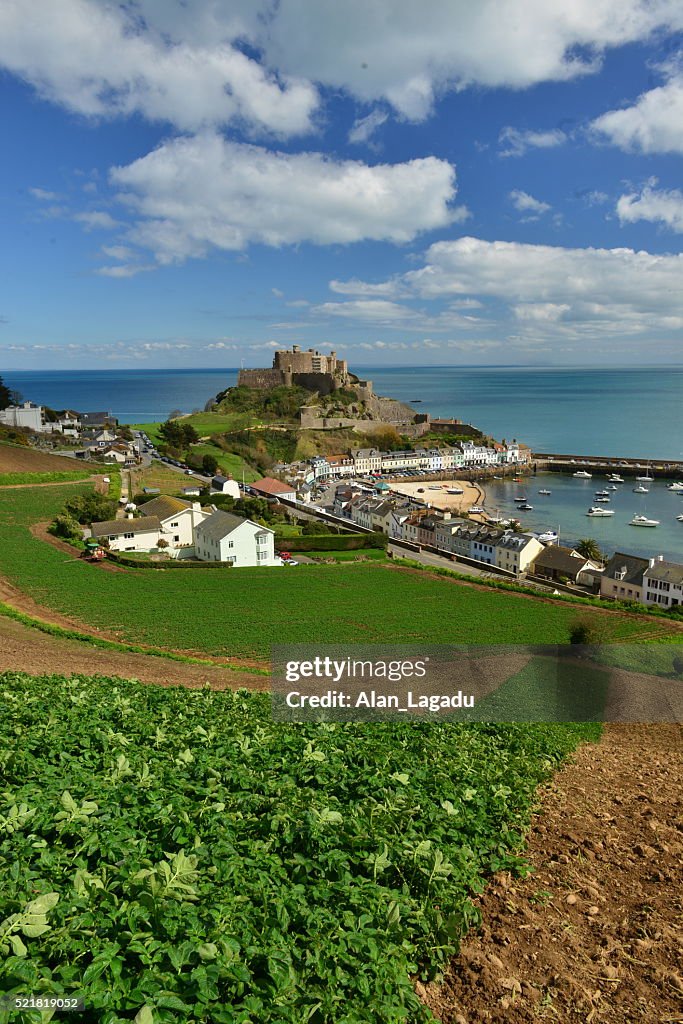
[{"x1": 1, "y1": 1, "x2": 682, "y2": 369}]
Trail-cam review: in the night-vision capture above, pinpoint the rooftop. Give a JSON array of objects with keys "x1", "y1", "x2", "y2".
[
  {"x1": 91, "y1": 516, "x2": 160, "y2": 538},
  {"x1": 137, "y1": 495, "x2": 193, "y2": 519},
  {"x1": 251, "y1": 477, "x2": 295, "y2": 496}
]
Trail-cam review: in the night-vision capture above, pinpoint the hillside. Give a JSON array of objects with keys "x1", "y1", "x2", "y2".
[{"x1": 0, "y1": 442, "x2": 81, "y2": 474}]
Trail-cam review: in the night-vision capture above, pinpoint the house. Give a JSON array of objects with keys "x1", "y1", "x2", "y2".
[
  {"x1": 90, "y1": 516, "x2": 161, "y2": 552},
  {"x1": 250, "y1": 477, "x2": 296, "y2": 502},
  {"x1": 81, "y1": 412, "x2": 118, "y2": 429},
  {"x1": 494, "y1": 532, "x2": 544, "y2": 575},
  {"x1": 0, "y1": 401, "x2": 48, "y2": 432},
  {"x1": 641, "y1": 557, "x2": 683, "y2": 608},
  {"x1": 136, "y1": 495, "x2": 211, "y2": 548},
  {"x1": 532, "y1": 545, "x2": 596, "y2": 585},
  {"x1": 211, "y1": 475, "x2": 240, "y2": 498},
  {"x1": 351, "y1": 448, "x2": 383, "y2": 475},
  {"x1": 326, "y1": 454, "x2": 355, "y2": 478},
  {"x1": 194, "y1": 510, "x2": 277, "y2": 566},
  {"x1": 600, "y1": 552, "x2": 649, "y2": 602},
  {"x1": 181, "y1": 486, "x2": 201, "y2": 497}
]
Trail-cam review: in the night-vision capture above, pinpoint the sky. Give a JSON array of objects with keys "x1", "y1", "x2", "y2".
[{"x1": 1, "y1": 0, "x2": 683, "y2": 370}]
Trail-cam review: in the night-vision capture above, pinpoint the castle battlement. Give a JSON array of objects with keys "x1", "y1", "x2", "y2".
[{"x1": 238, "y1": 346, "x2": 360, "y2": 396}]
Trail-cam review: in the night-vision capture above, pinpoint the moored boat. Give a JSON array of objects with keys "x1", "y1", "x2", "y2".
[
  {"x1": 629, "y1": 514, "x2": 659, "y2": 527},
  {"x1": 538, "y1": 489, "x2": 552, "y2": 495},
  {"x1": 586, "y1": 506, "x2": 615, "y2": 516},
  {"x1": 632, "y1": 485, "x2": 649, "y2": 493},
  {"x1": 574, "y1": 470, "x2": 592, "y2": 478},
  {"x1": 537, "y1": 530, "x2": 558, "y2": 543},
  {"x1": 667, "y1": 481, "x2": 683, "y2": 491}
]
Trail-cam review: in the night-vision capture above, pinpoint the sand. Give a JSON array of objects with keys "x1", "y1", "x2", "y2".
[{"x1": 387, "y1": 478, "x2": 486, "y2": 517}]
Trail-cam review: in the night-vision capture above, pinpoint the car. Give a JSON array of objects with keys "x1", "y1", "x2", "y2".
[
  {"x1": 284, "y1": 559, "x2": 299, "y2": 566},
  {"x1": 185, "y1": 469, "x2": 194, "y2": 475},
  {"x1": 277, "y1": 551, "x2": 292, "y2": 561},
  {"x1": 417, "y1": 487, "x2": 425, "y2": 492}
]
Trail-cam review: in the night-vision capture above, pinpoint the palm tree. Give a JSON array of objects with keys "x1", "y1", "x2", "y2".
[{"x1": 576, "y1": 538, "x2": 603, "y2": 562}]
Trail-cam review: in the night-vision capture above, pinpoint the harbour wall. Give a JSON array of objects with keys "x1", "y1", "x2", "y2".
[{"x1": 534, "y1": 454, "x2": 683, "y2": 478}]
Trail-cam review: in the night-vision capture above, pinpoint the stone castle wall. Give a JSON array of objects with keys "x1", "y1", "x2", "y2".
[{"x1": 237, "y1": 368, "x2": 285, "y2": 389}]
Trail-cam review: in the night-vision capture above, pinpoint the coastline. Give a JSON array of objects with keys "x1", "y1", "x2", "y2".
[{"x1": 387, "y1": 479, "x2": 487, "y2": 520}]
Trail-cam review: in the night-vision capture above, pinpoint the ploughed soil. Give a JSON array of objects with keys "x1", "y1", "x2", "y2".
[
  {"x1": 0, "y1": 443, "x2": 90, "y2": 474},
  {"x1": 0, "y1": 615, "x2": 267, "y2": 691},
  {"x1": 420, "y1": 723, "x2": 683, "y2": 1024}
]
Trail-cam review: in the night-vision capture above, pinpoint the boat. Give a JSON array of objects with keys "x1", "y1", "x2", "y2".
[
  {"x1": 447, "y1": 487, "x2": 463, "y2": 494},
  {"x1": 677, "y1": 514, "x2": 683, "y2": 522},
  {"x1": 538, "y1": 530, "x2": 558, "y2": 543},
  {"x1": 594, "y1": 490, "x2": 610, "y2": 497},
  {"x1": 607, "y1": 474, "x2": 624, "y2": 482},
  {"x1": 586, "y1": 506, "x2": 615, "y2": 516},
  {"x1": 574, "y1": 470, "x2": 592, "y2": 478},
  {"x1": 594, "y1": 496, "x2": 611, "y2": 502},
  {"x1": 630, "y1": 515, "x2": 659, "y2": 527},
  {"x1": 518, "y1": 503, "x2": 534, "y2": 510},
  {"x1": 636, "y1": 465, "x2": 654, "y2": 481},
  {"x1": 609, "y1": 485, "x2": 619, "y2": 490},
  {"x1": 514, "y1": 495, "x2": 527, "y2": 502},
  {"x1": 538, "y1": 489, "x2": 552, "y2": 495},
  {"x1": 667, "y1": 481, "x2": 683, "y2": 491},
  {"x1": 632, "y1": 485, "x2": 649, "y2": 493},
  {"x1": 428, "y1": 485, "x2": 441, "y2": 490},
  {"x1": 468, "y1": 505, "x2": 485, "y2": 514}
]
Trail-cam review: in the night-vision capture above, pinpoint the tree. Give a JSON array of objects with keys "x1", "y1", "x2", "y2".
[
  {"x1": 0, "y1": 376, "x2": 11, "y2": 411},
  {"x1": 576, "y1": 538, "x2": 603, "y2": 562},
  {"x1": 202, "y1": 453, "x2": 219, "y2": 475},
  {"x1": 156, "y1": 538, "x2": 169, "y2": 549}
]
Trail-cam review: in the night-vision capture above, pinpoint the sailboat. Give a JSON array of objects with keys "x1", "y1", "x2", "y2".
[{"x1": 635, "y1": 464, "x2": 654, "y2": 482}]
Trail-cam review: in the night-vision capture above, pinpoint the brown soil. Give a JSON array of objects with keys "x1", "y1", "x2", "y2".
[
  {"x1": 420, "y1": 723, "x2": 683, "y2": 1024},
  {"x1": 0, "y1": 443, "x2": 90, "y2": 474},
  {"x1": 0, "y1": 614, "x2": 267, "y2": 691}
]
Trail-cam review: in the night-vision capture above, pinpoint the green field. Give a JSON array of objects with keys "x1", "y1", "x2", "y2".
[
  {"x1": 0, "y1": 671, "x2": 600, "y2": 1023},
  {"x1": 0, "y1": 469, "x2": 92, "y2": 486},
  {"x1": 0, "y1": 484, "x2": 679, "y2": 660}
]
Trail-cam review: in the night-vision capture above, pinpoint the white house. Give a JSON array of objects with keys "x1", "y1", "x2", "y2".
[
  {"x1": 641, "y1": 557, "x2": 683, "y2": 608},
  {"x1": 0, "y1": 401, "x2": 48, "y2": 432},
  {"x1": 195, "y1": 510, "x2": 277, "y2": 566},
  {"x1": 250, "y1": 477, "x2": 297, "y2": 502},
  {"x1": 137, "y1": 495, "x2": 211, "y2": 548},
  {"x1": 90, "y1": 516, "x2": 161, "y2": 552},
  {"x1": 352, "y1": 448, "x2": 383, "y2": 475},
  {"x1": 211, "y1": 475, "x2": 241, "y2": 498}
]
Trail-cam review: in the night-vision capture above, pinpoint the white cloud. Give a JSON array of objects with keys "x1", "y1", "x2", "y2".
[
  {"x1": 96, "y1": 263, "x2": 154, "y2": 278},
  {"x1": 271, "y1": 288, "x2": 285, "y2": 298},
  {"x1": 101, "y1": 245, "x2": 137, "y2": 261},
  {"x1": 509, "y1": 190, "x2": 552, "y2": 217},
  {"x1": 329, "y1": 277, "x2": 406, "y2": 298},
  {"x1": 590, "y1": 68, "x2": 683, "y2": 154},
  {"x1": 109, "y1": 133, "x2": 459, "y2": 263},
  {"x1": 74, "y1": 210, "x2": 119, "y2": 231},
  {"x1": 2, "y1": 1, "x2": 681, "y2": 132},
  {"x1": 498, "y1": 126, "x2": 567, "y2": 157},
  {"x1": 333, "y1": 235, "x2": 683, "y2": 343},
  {"x1": 617, "y1": 183, "x2": 683, "y2": 232},
  {"x1": 348, "y1": 109, "x2": 388, "y2": 144},
  {"x1": 29, "y1": 187, "x2": 61, "y2": 200},
  {"x1": 0, "y1": 0, "x2": 318, "y2": 136},
  {"x1": 313, "y1": 299, "x2": 419, "y2": 324}
]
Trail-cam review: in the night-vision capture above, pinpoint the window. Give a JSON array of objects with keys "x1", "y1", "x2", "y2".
[
  {"x1": 171, "y1": 521, "x2": 179, "y2": 527},
  {"x1": 228, "y1": 541, "x2": 234, "y2": 549},
  {"x1": 124, "y1": 532, "x2": 134, "y2": 539}
]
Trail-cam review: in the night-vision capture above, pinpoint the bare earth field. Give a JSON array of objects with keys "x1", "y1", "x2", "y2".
[
  {"x1": 421, "y1": 723, "x2": 683, "y2": 1024},
  {"x1": 0, "y1": 443, "x2": 80, "y2": 473}
]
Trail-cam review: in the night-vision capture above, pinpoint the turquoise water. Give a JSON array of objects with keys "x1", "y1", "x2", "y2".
[
  {"x1": 3, "y1": 365, "x2": 680, "y2": 560},
  {"x1": 486, "y1": 473, "x2": 682, "y2": 563}
]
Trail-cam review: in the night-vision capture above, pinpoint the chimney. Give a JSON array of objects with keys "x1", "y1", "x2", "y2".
[
  {"x1": 443, "y1": 511, "x2": 451, "y2": 520},
  {"x1": 649, "y1": 557, "x2": 656, "y2": 567},
  {"x1": 658, "y1": 554, "x2": 664, "y2": 561},
  {"x1": 126, "y1": 512, "x2": 134, "y2": 520}
]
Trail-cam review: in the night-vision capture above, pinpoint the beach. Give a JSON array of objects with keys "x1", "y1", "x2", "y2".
[{"x1": 387, "y1": 479, "x2": 486, "y2": 518}]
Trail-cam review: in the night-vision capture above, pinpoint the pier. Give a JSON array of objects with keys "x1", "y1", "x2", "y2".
[{"x1": 533, "y1": 453, "x2": 683, "y2": 478}]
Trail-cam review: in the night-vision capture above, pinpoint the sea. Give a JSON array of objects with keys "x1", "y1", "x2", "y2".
[{"x1": 4, "y1": 365, "x2": 682, "y2": 560}]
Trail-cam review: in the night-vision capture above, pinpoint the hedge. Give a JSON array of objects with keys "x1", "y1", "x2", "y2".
[
  {"x1": 106, "y1": 552, "x2": 233, "y2": 570},
  {"x1": 274, "y1": 533, "x2": 388, "y2": 552}
]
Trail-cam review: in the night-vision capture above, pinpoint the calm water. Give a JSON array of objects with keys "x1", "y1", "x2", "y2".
[
  {"x1": 486, "y1": 473, "x2": 682, "y2": 563},
  {"x1": 4, "y1": 366, "x2": 681, "y2": 460},
  {"x1": 3, "y1": 365, "x2": 681, "y2": 560}
]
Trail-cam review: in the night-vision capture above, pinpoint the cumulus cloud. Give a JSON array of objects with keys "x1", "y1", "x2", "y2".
[
  {"x1": 2, "y1": 0, "x2": 681, "y2": 131},
  {"x1": 498, "y1": 126, "x2": 567, "y2": 157},
  {"x1": 335, "y1": 236, "x2": 683, "y2": 342},
  {"x1": 616, "y1": 183, "x2": 683, "y2": 232},
  {"x1": 509, "y1": 190, "x2": 552, "y2": 217},
  {"x1": 590, "y1": 67, "x2": 683, "y2": 154},
  {"x1": 74, "y1": 210, "x2": 119, "y2": 231},
  {"x1": 0, "y1": 0, "x2": 318, "y2": 136},
  {"x1": 108, "y1": 133, "x2": 459, "y2": 263},
  {"x1": 313, "y1": 299, "x2": 420, "y2": 325},
  {"x1": 29, "y1": 187, "x2": 61, "y2": 200}
]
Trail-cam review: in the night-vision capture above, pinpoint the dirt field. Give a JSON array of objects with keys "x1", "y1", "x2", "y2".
[
  {"x1": 420, "y1": 723, "x2": 683, "y2": 1024},
  {"x1": 0, "y1": 614, "x2": 267, "y2": 690},
  {"x1": 0, "y1": 442, "x2": 83, "y2": 474}
]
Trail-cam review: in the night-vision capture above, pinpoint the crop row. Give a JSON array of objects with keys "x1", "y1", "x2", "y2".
[{"x1": 0, "y1": 672, "x2": 600, "y2": 1023}]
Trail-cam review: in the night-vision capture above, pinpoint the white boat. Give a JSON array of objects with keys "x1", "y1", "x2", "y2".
[
  {"x1": 630, "y1": 515, "x2": 659, "y2": 527},
  {"x1": 468, "y1": 505, "x2": 485, "y2": 514},
  {"x1": 677, "y1": 514, "x2": 683, "y2": 522},
  {"x1": 636, "y1": 465, "x2": 654, "y2": 481},
  {"x1": 586, "y1": 506, "x2": 615, "y2": 517},
  {"x1": 538, "y1": 530, "x2": 558, "y2": 543},
  {"x1": 518, "y1": 503, "x2": 534, "y2": 510},
  {"x1": 428, "y1": 485, "x2": 441, "y2": 490},
  {"x1": 594, "y1": 490, "x2": 610, "y2": 496},
  {"x1": 632, "y1": 485, "x2": 649, "y2": 493},
  {"x1": 446, "y1": 487, "x2": 463, "y2": 494},
  {"x1": 667, "y1": 481, "x2": 683, "y2": 491},
  {"x1": 594, "y1": 496, "x2": 611, "y2": 502},
  {"x1": 574, "y1": 470, "x2": 592, "y2": 478},
  {"x1": 538, "y1": 489, "x2": 552, "y2": 495},
  {"x1": 609, "y1": 485, "x2": 619, "y2": 490}
]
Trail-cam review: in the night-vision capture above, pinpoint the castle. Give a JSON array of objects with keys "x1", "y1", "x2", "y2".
[{"x1": 238, "y1": 346, "x2": 373, "y2": 398}]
